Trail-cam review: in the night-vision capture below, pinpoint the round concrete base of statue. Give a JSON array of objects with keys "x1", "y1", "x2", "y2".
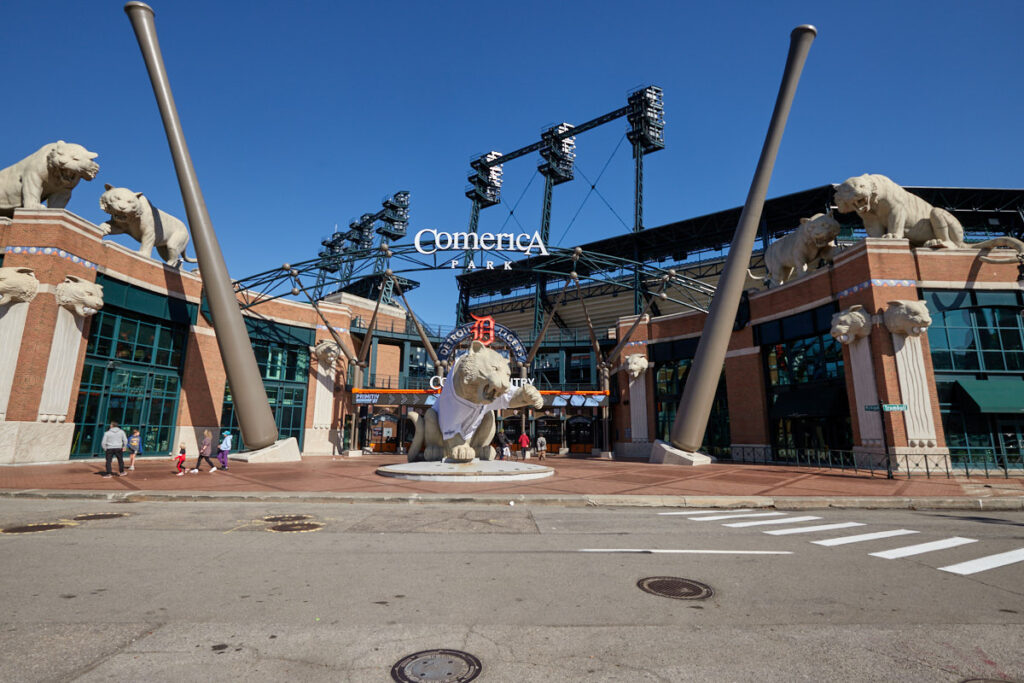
[{"x1": 377, "y1": 459, "x2": 554, "y2": 482}]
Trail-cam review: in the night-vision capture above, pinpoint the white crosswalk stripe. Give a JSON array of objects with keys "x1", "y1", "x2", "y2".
[
  {"x1": 939, "y1": 548, "x2": 1024, "y2": 576},
  {"x1": 658, "y1": 509, "x2": 754, "y2": 516},
  {"x1": 813, "y1": 529, "x2": 919, "y2": 546},
  {"x1": 691, "y1": 512, "x2": 787, "y2": 522},
  {"x1": 764, "y1": 521, "x2": 866, "y2": 535},
  {"x1": 724, "y1": 515, "x2": 823, "y2": 528},
  {"x1": 662, "y1": 512, "x2": 1020, "y2": 577},
  {"x1": 870, "y1": 537, "x2": 977, "y2": 559}
]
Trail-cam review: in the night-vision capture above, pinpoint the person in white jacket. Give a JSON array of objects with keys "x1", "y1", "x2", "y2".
[{"x1": 100, "y1": 421, "x2": 129, "y2": 478}]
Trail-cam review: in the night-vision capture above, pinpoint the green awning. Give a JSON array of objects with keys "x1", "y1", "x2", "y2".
[{"x1": 957, "y1": 378, "x2": 1024, "y2": 414}]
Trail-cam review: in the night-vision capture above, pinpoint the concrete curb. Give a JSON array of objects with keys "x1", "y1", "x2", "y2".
[{"x1": 2, "y1": 489, "x2": 1023, "y2": 510}]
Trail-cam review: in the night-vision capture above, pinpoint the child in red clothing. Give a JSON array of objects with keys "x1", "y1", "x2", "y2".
[{"x1": 173, "y1": 443, "x2": 187, "y2": 476}]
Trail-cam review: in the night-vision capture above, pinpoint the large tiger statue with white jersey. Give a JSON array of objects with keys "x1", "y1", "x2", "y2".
[{"x1": 407, "y1": 341, "x2": 544, "y2": 463}]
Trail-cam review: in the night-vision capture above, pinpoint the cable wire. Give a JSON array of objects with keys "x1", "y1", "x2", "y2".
[{"x1": 554, "y1": 134, "x2": 628, "y2": 245}]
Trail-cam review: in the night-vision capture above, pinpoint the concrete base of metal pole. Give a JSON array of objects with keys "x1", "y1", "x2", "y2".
[
  {"x1": 344, "y1": 450, "x2": 364, "y2": 458},
  {"x1": 649, "y1": 440, "x2": 715, "y2": 466},
  {"x1": 229, "y1": 438, "x2": 302, "y2": 463},
  {"x1": 591, "y1": 448, "x2": 614, "y2": 459}
]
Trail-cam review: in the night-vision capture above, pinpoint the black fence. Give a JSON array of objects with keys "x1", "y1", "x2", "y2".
[{"x1": 715, "y1": 445, "x2": 1023, "y2": 479}]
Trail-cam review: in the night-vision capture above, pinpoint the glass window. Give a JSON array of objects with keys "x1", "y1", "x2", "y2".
[
  {"x1": 928, "y1": 290, "x2": 969, "y2": 312},
  {"x1": 781, "y1": 311, "x2": 814, "y2": 340},
  {"x1": 764, "y1": 333, "x2": 843, "y2": 388},
  {"x1": 974, "y1": 291, "x2": 1019, "y2": 308},
  {"x1": 756, "y1": 319, "x2": 781, "y2": 346}
]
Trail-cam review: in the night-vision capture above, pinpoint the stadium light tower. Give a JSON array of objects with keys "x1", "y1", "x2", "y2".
[
  {"x1": 626, "y1": 86, "x2": 665, "y2": 313},
  {"x1": 315, "y1": 191, "x2": 410, "y2": 303},
  {"x1": 534, "y1": 123, "x2": 577, "y2": 331}
]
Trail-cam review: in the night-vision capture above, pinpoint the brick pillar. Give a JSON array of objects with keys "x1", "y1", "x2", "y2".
[
  {"x1": 0, "y1": 210, "x2": 105, "y2": 463},
  {"x1": 724, "y1": 345, "x2": 771, "y2": 461}
]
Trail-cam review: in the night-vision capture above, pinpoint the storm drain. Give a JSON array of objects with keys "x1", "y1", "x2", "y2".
[
  {"x1": 1, "y1": 522, "x2": 75, "y2": 534},
  {"x1": 73, "y1": 512, "x2": 129, "y2": 521},
  {"x1": 266, "y1": 521, "x2": 323, "y2": 533},
  {"x1": 637, "y1": 576, "x2": 714, "y2": 600},
  {"x1": 263, "y1": 514, "x2": 313, "y2": 523},
  {"x1": 391, "y1": 649, "x2": 482, "y2": 682}
]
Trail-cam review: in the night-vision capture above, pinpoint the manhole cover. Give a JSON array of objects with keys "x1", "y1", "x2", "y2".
[
  {"x1": 267, "y1": 522, "x2": 323, "y2": 533},
  {"x1": 391, "y1": 649, "x2": 482, "y2": 682},
  {"x1": 1, "y1": 522, "x2": 74, "y2": 534},
  {"x1": 263, "y1": 514, "x2": 313, "y2": 523},
  {"x1": 73, "y1": 512, "x2": 129, "y2": 521},
  {"x1": 637, "y1": 576, "x2": 714, "y2": 600}
]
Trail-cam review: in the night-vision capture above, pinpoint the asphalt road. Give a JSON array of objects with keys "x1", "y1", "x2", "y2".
[{"x1": 1, "y1": 499, "x2": 1022, "y2": 682}]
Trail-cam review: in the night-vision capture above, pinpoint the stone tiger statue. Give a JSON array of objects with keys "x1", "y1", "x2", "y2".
[
  {"x1": 883, "y1": 300, "x2": 932, "y2": 337},
  {"x1": 762, "y1": 212, "x2": 841, "y2": 286},
  {"x1": 835, "y1": 173, "x2": 1024, "y2": 261},
  {"x1": 98, "y1": 184, "x2": 197, "y2": 266},
  {"x1": 407, "y1": 341, "x2": 543, "y2": 463},
  {"x1": 0, "y1": 141, "x2": 99, "y2": 210},
  {"x1": 54, "y1": 275, "x2": 103, "y2": 317},
  {"x1": 0, "y1": 267, "x2": 40, "y2": 307}
]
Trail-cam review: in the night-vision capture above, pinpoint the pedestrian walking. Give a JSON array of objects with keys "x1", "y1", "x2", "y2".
[
  {"x1": 496, "y1": 431, "x2": 509, "y2": 460},
  {"x1": 536, "y1": 434, "x2": 547, "y2": 461},
  {"x1": 100, "y1": 421, "x2": 128, "y2": 478},
  {"x1": 190, "y1": 429, "x2": 217, "y2": 473},
  {"x1": 217, "y1": 430, "x2": 232, "y2": 470},
  {"x1": 173, "y1": 443, "x2": 188, "y2": 476},
  {"x1": 518, "y1": 432, "x2": 530, "y2": 460},
  {"x1": 127, "y1": 428, "x2": 142, "y2": 470}
]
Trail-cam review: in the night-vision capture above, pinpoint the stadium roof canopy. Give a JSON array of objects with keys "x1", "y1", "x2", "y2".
[{"x1": 458, "y1": 184, "x2": 1024, "y2": 298}]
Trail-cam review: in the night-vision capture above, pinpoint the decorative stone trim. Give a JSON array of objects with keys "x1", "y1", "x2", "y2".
[
  {"x1": 37, "y1": 306, "x2": 88, "y2": 423},
  {"x1": 4, "y1": 246, "x2": 97, "y2": 270},
  {"x1": 836, "y1": 278, "x2": 916, "y2": 299}
]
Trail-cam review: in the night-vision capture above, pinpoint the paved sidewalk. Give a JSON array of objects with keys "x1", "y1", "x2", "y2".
[{"x1": 2, "y1": 453, "x2": 1023, "y2": 509}]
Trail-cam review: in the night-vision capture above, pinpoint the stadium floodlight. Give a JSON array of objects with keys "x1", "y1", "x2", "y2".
[
  {"x1": 466, "y1": 151, "x2": 504, "y2": 207},
  {"x1": 538, "y1": 123, "x2": 576, "y2": 185},
  {"x1": 378, "y1": 190, "x2": 410, "y2": 240},
  {"x1": 627, "y1": 86, "x2": 665, "y2": 155}
]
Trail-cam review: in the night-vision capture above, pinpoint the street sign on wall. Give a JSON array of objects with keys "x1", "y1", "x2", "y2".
[{"x1": 865, "y1": 404, "x2": 908, "y2": 412}]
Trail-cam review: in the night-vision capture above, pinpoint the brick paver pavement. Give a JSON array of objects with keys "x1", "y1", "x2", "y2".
[{"x1": 2, "y1": 453, "x2": 1022, "y2": 503}]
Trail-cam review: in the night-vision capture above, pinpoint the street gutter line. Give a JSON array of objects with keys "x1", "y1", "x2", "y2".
[
  {"x1": 578, "y1": 549, "x2": 793, "y2": 555},
  {"x1": 658, "y1": 509, "x2": 754, "y2": 516}
]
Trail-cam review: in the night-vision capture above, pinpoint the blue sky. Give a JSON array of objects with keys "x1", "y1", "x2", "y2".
[{"x1": 4, "y1": 0, "x2": 1022, "y2": 327}]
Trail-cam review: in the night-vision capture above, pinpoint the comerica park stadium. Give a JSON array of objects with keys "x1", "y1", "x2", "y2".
[{"x1": 2, "y1": 83, "x2": 1023, "y2": 477}]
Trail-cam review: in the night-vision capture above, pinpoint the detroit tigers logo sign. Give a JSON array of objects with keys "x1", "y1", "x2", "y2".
[
  {"x1": 469, "y1": 314, "x2": 495, "y2": 346},
  {"x1": 436, "y1": 317, "x2": 527, "y2": 364}
]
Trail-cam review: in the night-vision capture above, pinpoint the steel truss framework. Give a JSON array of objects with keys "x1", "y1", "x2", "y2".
[{"x1": 231, "y1": 243, "x2": 716, "y2": 321}]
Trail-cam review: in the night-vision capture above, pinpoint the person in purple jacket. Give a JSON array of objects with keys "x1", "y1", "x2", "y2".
[{"x1": 216, "y1": 430, "x2": 232, "y2": 471}]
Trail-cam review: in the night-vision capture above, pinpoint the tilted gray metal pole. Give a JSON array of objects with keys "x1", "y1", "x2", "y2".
[
  {"x1": 669, "y1": 25, "x2": 816, "y2": 452},
  {"x1": 124, "y1": 2, "x2": 279, "y2": 449}
]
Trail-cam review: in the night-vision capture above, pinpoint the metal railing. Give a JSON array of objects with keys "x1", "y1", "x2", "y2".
[{"x1": 717, "y1": 445, "x2": 1023, "y2": 479}]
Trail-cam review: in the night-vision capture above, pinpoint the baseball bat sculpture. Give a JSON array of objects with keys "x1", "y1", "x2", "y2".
[
  {"x1": 668, "y1": 25, "x2": 816, "y2": 454},
  {"x1": 124, "y1": 2, "x2": 279, "y2": 449}
]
